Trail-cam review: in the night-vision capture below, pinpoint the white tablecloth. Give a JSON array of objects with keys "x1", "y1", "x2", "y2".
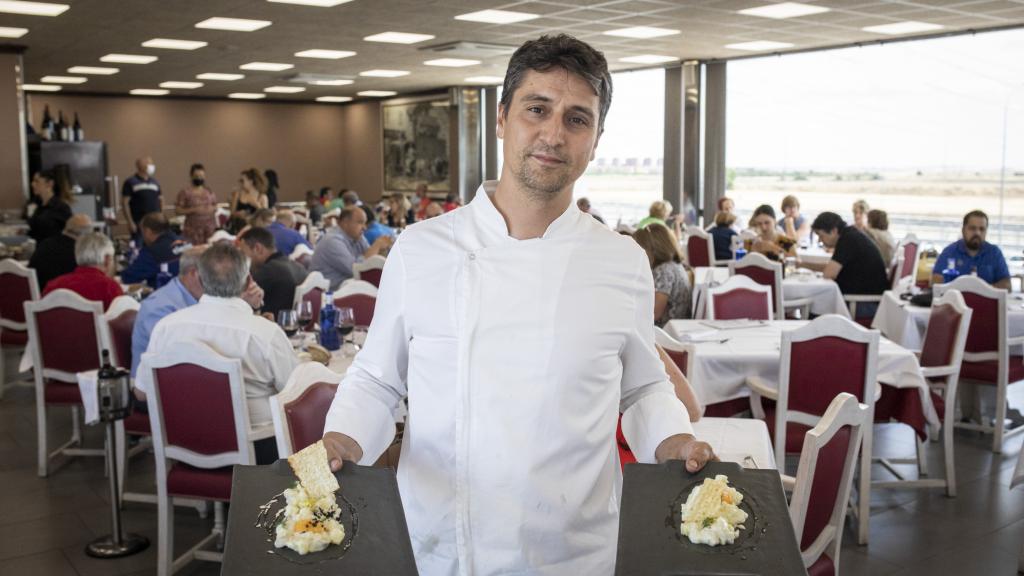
[
  {"x1": 873, "y1": 290, "x2": 1024, "y2": 351},
  {"x1": 691, "y1": 267, "x2": 850, "y2": 319},
  {"x1": 693, "y1": 417, "x2": 777, "y2": 470},
  {"x1": 798, "y1": 245, "x2": 832, "y2": 266}
]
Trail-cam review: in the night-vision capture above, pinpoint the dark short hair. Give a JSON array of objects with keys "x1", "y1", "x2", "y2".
[
  {"x1": 752, "y1": 204, "x2": 776, "y2": 220},
  {"x1": 189, "y1": 163, "x2": 204, "y2": 174},
  {"x1": 361, "y1": 205, "x2": 376, "y2": 224},
  {"x1": 239, "y1": 226, "x2": 276, "y2": 251},
  {"x1": 811, "y1": 212, "x2": 847, "y2": 233},
  {"x1": 500, "y1": 34, "x2": 613, "y2": 131},
  {"x1": 867, "y1": 209, "x2": 888, "y2": 231},
  {"x1": 963, "y1": 210, "x2": 988, "y2": 227},
  {"x1": 140, "y1": 212, "x2": 169, "y2": 234},
  {"x1": 35, "y1": 169, "x2": 55, "y2": 183}
]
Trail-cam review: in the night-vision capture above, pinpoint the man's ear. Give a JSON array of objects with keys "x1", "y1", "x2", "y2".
[
  {"x1": 590, "y1": 127, "x2": 603, "y2": 162},
  {"x1": 496, "y1": 105, "x2": 506, "y2": 140}
]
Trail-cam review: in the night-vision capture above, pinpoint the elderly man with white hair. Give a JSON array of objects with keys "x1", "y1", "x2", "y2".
[{"x1": 42, "y1": 231, "x2": 123, "y2": 310}]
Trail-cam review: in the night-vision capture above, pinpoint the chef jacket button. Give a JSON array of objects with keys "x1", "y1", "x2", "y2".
[{"x1": 468, "y1": 253, "x2": 476, "y2": 261}]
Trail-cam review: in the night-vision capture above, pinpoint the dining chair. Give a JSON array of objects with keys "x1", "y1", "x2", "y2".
[
  {"x1": 334, "y1": 279, "x2": 378, "y2": 327},
  {"x1": 0, "y1": 258, "x2": 39, "y2": 398},
  {"x1": 707, "y1": 274, "x2": 773, "y2": 321},
  {"x1": 353, "y1": 254, "x2": 387, "y2": 287},
  {"x1": 293, "y1": 270, "x2": 329, "y2": 327},
  {"x1": 270, "y1": 362, "x2": 342, "y2": 457},
  {"x1": 684, "y1": 226, "x2": 716, "y2": 268}
]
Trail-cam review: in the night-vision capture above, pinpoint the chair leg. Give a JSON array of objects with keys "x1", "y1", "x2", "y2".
[
  {"x1": 994, "y1": 384, "x2": 1008, "y2": 454},
  {"x1": 0, "y1": 344, "x2": 6, "y2": 400},
  {"x1": 37, "y1": 402, "x2": 48, "y2": 477},
  {"x1": 213, "y1": 502, "x2": 226, "y2": 550},
  {"x1": 944, "y1": 410, "x2": 957, "y2": 498},
  {"x1": 915, "y1": 436, "x2": 928, "y2": 476},
  {"x1": 70, "y1": 405, "x2": 82, "y2": 445},
  {"x1": 157, "y1": 483, "x2": 174, "y2": 576},
  {"x1": 857, "y1": 432, "x2": 873, "y2": 545}
]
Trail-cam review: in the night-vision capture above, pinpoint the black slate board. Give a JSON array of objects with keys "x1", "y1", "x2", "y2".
[
  {"x1": 221, "y1": 460, "x2": 418, "y2": 575},
  {"x1": 615, "y1": 461, "x2": 807, "y2": 576}
]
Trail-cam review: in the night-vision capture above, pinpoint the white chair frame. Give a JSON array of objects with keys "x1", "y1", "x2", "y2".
[
  {"x1": 0, "y1": 258, "x2": 40, "y2": 399},
  {"x1": 728, "y1": 252, "x2": 787, "y2": 320},
  {"x1": 334, "y1": 279, "x2": 379, "y2": 300},
  {"x1": 706, "y1": 274, "x2": 773, "y2": 321},
  {"x1": 270, "y1": 362, "x2": 344, "y2": 457},
  {"x1": 684, "y1": 226, "x2": 721, "y2": 268},
  {"x1": 293, "y1": 270, "x2": 330, "y2": 309},
  {"x1": 891, "y1": 234, "x2": 920, "y2": 289},
  {"x1": 654, "y1": 326, "x2": 696, "y2": 380},
  {"x1": 353, "y1": 254, "x2": 386, "y2": 283}
]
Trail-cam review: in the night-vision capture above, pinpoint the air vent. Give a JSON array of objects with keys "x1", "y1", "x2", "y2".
[
  {"x1": 286, "y1": 73, "x2": 356, "y2": 85},
  {"x1": 420, "y1": 41, "x2": 517, "y2": 58}
]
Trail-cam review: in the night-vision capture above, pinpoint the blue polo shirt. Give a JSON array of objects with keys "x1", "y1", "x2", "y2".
[
  {"x1": 932, "y1": 239, "x2": 1010, "y2": 285},
  {"x1": 268, "y1": 221, "x2": 311, "y2": 257},
  {"x1": 364, "y1": 221, "x2": 396, "y2": 245},
  {"x1": 131, "y1": 277, "x2": 198, "y2": 377}
]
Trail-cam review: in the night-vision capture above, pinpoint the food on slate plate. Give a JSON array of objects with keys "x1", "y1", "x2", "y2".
[
  {"x1": 679, "y1": 474, "x2": 748, "y2": 546},
  {"x1": 274, "y1": 440, "x2": 345, "y2": 555}
]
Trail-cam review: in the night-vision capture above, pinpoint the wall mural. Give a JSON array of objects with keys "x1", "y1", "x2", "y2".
[{"x1": 383, "y1": 97, "x2": 451, "y2": 193}]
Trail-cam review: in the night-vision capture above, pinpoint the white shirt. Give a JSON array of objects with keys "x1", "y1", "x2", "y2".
[
  {"x1": 325, "y1": 182, "x2": 692, "y2": 576},
  {"x1": 137, "y1": 295, "x2": 298, "y2": 427}
]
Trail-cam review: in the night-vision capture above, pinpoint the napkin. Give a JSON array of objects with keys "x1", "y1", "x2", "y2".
[{"x1": 76, "y1": 370, "x2": 100, "y2": 425}]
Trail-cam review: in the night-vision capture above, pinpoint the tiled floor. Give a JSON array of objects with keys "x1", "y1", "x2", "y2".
[{"x1": 2, "y1": 375, "x2": 1024, "y2": 576}]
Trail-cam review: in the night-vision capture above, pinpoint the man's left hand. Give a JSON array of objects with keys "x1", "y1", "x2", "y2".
[
  {"x1": 242, "y1": 278, "x2": 265, "y2": 310},
  {"x1": 655, "y1": 433, "x2": 717, "y2": 473}
]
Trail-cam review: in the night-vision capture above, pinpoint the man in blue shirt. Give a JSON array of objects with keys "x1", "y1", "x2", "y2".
[
  {"x1": 311, "y1": 206, "x2": 392, "y2": 290},
  {"x1": 931, "y1": 210, "x2": 1010, "y2": 289},
  {"x1": 120, "y1": 212, "x2": 185, "y2": 288},
  {"x1": 361, "y1": 205, "x2": 396, "y2": 245},
  {"x1": 265, "y1": 208, "x2": 311, "y2": 257},
  {"x1": 121, "y1": 156, "x2": 162, "y2": 239}
]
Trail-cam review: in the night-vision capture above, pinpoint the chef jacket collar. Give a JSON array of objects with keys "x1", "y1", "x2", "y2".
[{"x1": 470, "y1": 180, "x2": 582, "y2": 245}]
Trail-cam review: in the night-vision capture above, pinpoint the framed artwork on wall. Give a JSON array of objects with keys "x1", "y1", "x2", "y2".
[{"x1": 382, "y1": 95, "x2": 451, "y2": 193}]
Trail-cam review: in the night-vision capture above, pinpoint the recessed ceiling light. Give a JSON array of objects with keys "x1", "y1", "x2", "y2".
[
  {"x1": 295, "y1": 49, "x2": 356, "y2": 59},
  {"x1": 0, "y1": 26, "x2": 28, "y2": 38},
  {"x1": 101, "y1": 53, "x2": 157, "y2": 64},
  {"x1": 725, "y1": 40, "x2": 795, "y2": 51},
  {"x1": 424, "y1": 58, "x2": 480, "y2": 68},
  {"x1": 314, "y1": 79, "x2": 353, "y2": 86},
  {"x1": 265, "y1": 86, "x2": 305, "y2": 93},
  {"x1": 316, "y1": 96, "x2": 352, "y2": 103},
  {"x1": 195, "y1": 17, "x2": 272, "y2": 32},
  {"x1": 197, "y1": 72, "x2": 244, "y2": 81},
  {"x1": 0, "y1": 1, "x2": 68, "y2": 17},
  {"x1": 266, "y1": 0, "x2": 352, "y2": 6},
  {"x1": 363, "y1": 31, "x2": 435, "y2": 44},
  {"x1": 229, "y1": 92, "x2": 266, "y2": 99},
  {"x1": 604, "y1": 26, "x2": 680, "y2": 39},
  {"x1": 130, "y1": 89, "x2": 169, "y2": 96},
  {"x1": 359, "y1": 69, "x2": 408, "y2": 78},
  {"x1": 240, "y1": 61, "x2": 294, "y2": 71},
  {"x1": 357, "y1": 90, "x2": 397, "y2": 97},
  {"x1": 454, "y1": 9, "x2": 538, "y2": 24},
  {"x1": 738, "y1": 2, "x2": 830, "y2": 19},
  {"x1": 23, "y1": 83, "x2": 60, "y2": 92},
  {"x1": 619, "y1": 54, "x2": 678, "y2": 64},
  {"x1": 464, "y1": 76, "x2": 504, "y2": 84},
  {"x1": 862, "y1": 21, "x2": 944, "y2": 35},
  {"x1": 41, "y1": 75, "x2": 86, "y2": 84},
  {"x1": 160, "y1": 81, "x2": 203, "y2": 89},
  {"x1": 67, "y1": 66, "x2": 119, "y2": 75},
  {"x1": 142, "y1": 38, "x2": 208, "y2": 50}
]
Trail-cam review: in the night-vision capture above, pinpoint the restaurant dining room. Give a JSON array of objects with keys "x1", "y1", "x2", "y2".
[{"x1": 2, "y1": 0, "x2": 1024, "y2": 575}]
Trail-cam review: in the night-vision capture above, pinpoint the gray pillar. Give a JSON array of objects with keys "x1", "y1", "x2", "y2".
[
  {"x1": 682, "y1": 62, "x2": 702, "y2": 226},
  {"x1": 452, "y1": 87, "x2": 483, "y2": 202},
  {"x1": 703, "y1": 62, "x2": 727, "y2": 226},
  {"x1": 0, "y1": 48, "x2": 28, "y2": 211},
  {"x1": 483, "y1": 87, "x2": 498, "y2": 186},
  {"x1": 662, "y1": 66, "x2": 683, "y2": 215}
]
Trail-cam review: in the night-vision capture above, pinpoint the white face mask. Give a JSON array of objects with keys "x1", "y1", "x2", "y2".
[{"x1": 146, "y1": 164, "x2": 156, "y2": 176}]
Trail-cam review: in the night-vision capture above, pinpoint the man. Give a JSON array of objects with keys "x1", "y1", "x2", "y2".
[
  {"x1": 576, "y1": 196, "x2": 605, "y2": 224},
  {"x1": 120, "y1": 212, "x2": 184, "y2": 288},
  {"x1": 413, "y1": 183, "x2": 431, "y2": 220},
  {"x1": 136, "y1": 243, "x2": 295, "y2": 462},
  {"x1": 322, "y1": 35, "x2": 713, "y2": 575},
  {"x1": 44, "y1": 232, "x2": 123, "y2": 310},
  {"x1": 266, "y1": 208, "x2": 312, "y2": 258},
  {"x1": 121, "y1": 156, "x2": 162, "y2": 238},
  {"x1": 29, "y1": 213, "x2": 92, "y2": 290},
  {"x1": 808, "y1": 211, "x2": 889, "y2": 307},
  {"x1": 311, "y1": 206, "x2": 392, "y2": 290},
  {"x1": 239, "y1": 226, "x2": 308, "y2": 317},
  {"x1": 341, "y1": 189, "x2": 362, "y2": 208},
  {"x1": 931, "y1": 210, "x2": 1010, "y2": 289},
  {"x1": 361, "y1": 205, "x2": 396, "y2": 245},
  {"x1": 422, "y1": 201, "x2": 444, "y2": 220}
]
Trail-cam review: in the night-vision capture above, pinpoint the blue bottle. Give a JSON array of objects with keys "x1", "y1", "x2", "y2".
[
  {"x1": 735, "y1": 247, "x2": 747, "y2": 261},
  {"x1": 941, "y1": 258, "x2": 961, "y2": 284},
  {"x1": 320, "y1": 293, "x2": 340, "y2": 351},
  {"x1": 155, "y1": 262, "x2": 172, "y2": 289}
]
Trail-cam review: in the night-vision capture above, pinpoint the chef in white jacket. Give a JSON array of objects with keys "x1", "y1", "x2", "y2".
[{"x1": 323, "y1": 34, "x2": 715, "y2": 575}]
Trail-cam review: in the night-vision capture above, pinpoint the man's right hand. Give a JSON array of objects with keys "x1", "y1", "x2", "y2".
[{"x1": 323, "y1": 431, "x2": 363, "y2": 472}]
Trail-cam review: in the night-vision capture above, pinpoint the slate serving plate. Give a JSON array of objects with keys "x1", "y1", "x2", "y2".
[
  {"x1": 221, "y1": 460, "x2": 418, "y2": 575},
  {"x1": 615, "y1": 461, "x2": 807, "y2": 576}
]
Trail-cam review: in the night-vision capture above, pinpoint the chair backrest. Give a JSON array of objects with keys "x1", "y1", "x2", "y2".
[
  {"x1": 215, "y1": 207, "x2": 230, "y2": 229},
  {"x1": 934, "y1": 275, "x2": 1006, "y2": 362},
  {"x1": 334, "y1": 285, "x2": 377, "y2": 327},
  {"x1": 294, "y1": 270, "x2": 330, "y2": 325},
  {"x1": 684, "y1": 226, "x2": 714, "y2": 268},
  {"x1": 775, "y1": 314, "x2": 879, "y2": 466},
  {"x1": 0, "y1": 258, "x2": 40, "y2": 330},
  {"x1": 896, "y1": 234, "x2": 920, "y2": 282},
  {"x1": 24, "y1": 288, "x2": 109, "y2": 384},
  {"x1": 654, "y1": 326, "x2": 695, "y2": 378},
  {"x1": 919, "y1": 290, "x2": 972, "y2": 373},
  {"x1": 728, "y1": 252, "x2": 784, "y2": 320},
  {"x1": 269, "y1": 362, "x2": 343, "y2": 456},
  {"x1": 143, "y1": 341, "x2": 254, "y2": 469},
  {"x1": 788, "y1": 393, "x2": 869, "y2": 571},
  {"x1": 106, "y1": 308, "x2": 139, "y2": 371},
  {"x1": 289, "y1": 243, "x2": 314, "y2": 262},
  {"x1": 707, "y1": 274, "x2": 773, "y2": 321},
  {"x1": 353, "y1": 254, "x2": 386, "y2": 287}
]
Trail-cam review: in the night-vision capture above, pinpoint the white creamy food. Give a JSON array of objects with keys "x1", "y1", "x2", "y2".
[
  {"x1": 274, "y1": 483, "x2": 346, "y2": 555},
  {"x1": 680, "y1": 474, "x2": 748, "y2": 546}
]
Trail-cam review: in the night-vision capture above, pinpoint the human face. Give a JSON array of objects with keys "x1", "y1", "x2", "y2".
[
  {"x1": 962, "y1": 216, "x2": 987, "y2": 251},
  {"x1": 853, "y1": 208, "x2": 866, "y2": 227},
  {"x1": 784, "y1": 205, "x2": 799, "y2": 218},
  {"x1": 497, "y1": 68, "x2": 601, "y2": 201},
  {"x1": 722, "y1": 199, "x2": 734, "y2": 213},
  {"x1": 340, "y1": 210, "x2": 367, "y2": 239},
  {"x1": 191, "y1": 168, "x2": 206, "y2": 182},
  {"x1": 815, "y1": 228, "x2": 840, "y2": 248},
  {"x1": 240, "y1": 174, "x2": 253, "y2": 192},
  {"x1": 31, "y1": 173, "x2": 54, "y2": 202},
  {"x1": 751, "y1": 214, "x2": 776, "y2": 239}
]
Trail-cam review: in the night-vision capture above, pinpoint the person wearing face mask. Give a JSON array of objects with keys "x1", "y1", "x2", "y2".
[
  {"x1": 931, "y1": 210, "x2": 1010, "y2": 289},
  {"x1": 26, "y1": 169, "x2": 73, "y2": 242},
  {"x1": 176, "y1": 163, "x2": 218, "y2": 245},
  {"x1": 121, "y1": 156, "x2": 162, "y2": 240}
]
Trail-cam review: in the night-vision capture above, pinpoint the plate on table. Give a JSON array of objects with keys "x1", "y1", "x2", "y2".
[
  {"x1": 221, "y1": 460, "x2": 418, "y2": 575},
  {"x1": 615, "y1": 461, "x2": 807, "y2": 576}
]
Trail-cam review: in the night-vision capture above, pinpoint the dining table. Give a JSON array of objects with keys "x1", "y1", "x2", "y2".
[
  {"x1": 690, "y1": 266, "x2": 851, "y2": 319},
  {"x1": 872, "y1": 289, "x2": 1024, "y2": 351}
]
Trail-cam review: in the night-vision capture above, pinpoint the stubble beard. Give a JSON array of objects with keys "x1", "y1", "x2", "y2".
[{"x1": 513, "y1": 150, "x2": 574, "y2": 202}]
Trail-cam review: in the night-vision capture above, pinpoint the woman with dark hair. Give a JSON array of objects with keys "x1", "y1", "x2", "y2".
[
  {"x1": 230, "y1": 168, "x2": 268, "y2": 217},
  {"x1": 27, "y1": 169, "x2": 73, "y2": 242},
  {"x1": 176, "y1": 163, "x2": 218, "y2": 245},
  {"x1": 264, "y1": 169, "x2": 279, "y2": 208},
  {"x1": 865, "y1": 209, "x2": 896, "y2": 265},
  {"x1": 748, "y1": 204, "x2": 795, "y2": 260}
]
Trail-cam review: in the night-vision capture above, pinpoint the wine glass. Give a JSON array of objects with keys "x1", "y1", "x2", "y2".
[
  {"x1": 295, "y1": 300, "x2": 314, "y2": 336},
  {"x1": 277, "y1": 310, "x2": 299, "y2": 344},
  {"x1": 335, "y1": 307, "x2": 357, "y2": 356}
]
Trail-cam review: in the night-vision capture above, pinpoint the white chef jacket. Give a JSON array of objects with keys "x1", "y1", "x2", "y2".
[{"x1": 324, "y1": 181, "x2": 693, "y2": 576}]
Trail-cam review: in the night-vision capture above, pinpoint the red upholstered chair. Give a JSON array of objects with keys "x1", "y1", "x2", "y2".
[
  {"x1": 334, "y1": 279, "x2": 378, "y2": 327},
  {"x1": 747, "y1": 314, "x2": 879, "y2": 544},
  {"x1": 215, "y1": 207, "x2": 230, "y2": 229},
  {"x1": 270, "y1": 362, "x2": 343, "y2": 456},
  {"x1": 684, "y1": 226, "x2": 716, "y2": 268},
  {"x1": 144, "y1": 342, "x2": 272, "y2": 576},
  {"x1": 935, "y1": 275, "x2": 1022, "y2": 453},
  {"x1": 353, "y1": 254, "x2": 386, "y2": 288},
  {"x1": 788, "y1": 393, "x2": 869, "y2": 576},
  {"x1": 892, "y1": 234, "x2": 920, "y2": 289},
  {"x1": 728, "y1": 252, "x2": 788, "y2": 320},
  {"x1": 0, "y1": 259, "x2": 40, "y2": 398},
  {"x1": 24, "y1": 288, "x2": 108, "y2": 477},
  {"x1": 654, "y1": 326, "x2": 694, "y2": 380},
  {"x1": 707, "y1": 274, "x2": 772, "y2": 321},
  {"x1": 293, "y1": 270, "x2": 329, "y2": 328}
]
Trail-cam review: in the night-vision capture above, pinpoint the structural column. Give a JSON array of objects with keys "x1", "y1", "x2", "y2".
[
  {"x1": 662, "y1": 65, "x2": 684, "y2": 215},
  {"x1": 682, "y1": 62, "x2": 702, "y2": 226},
  {"x1": 0, "y1": 48, "x2": 28, "y2": 211},
  {"x1": 702, "y1": 61, "x2": 728, "y2": 225}
]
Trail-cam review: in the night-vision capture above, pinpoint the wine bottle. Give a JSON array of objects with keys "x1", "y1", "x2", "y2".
[
  {"x1": 41, "y1": 105, "x2": 54, "y2": 140},
  {"x1": 57, "y1": 110, "x2": 68, "y2": 141},
  {"x1": 73, "y1": 112, "x2": 83, "y2": 142}
]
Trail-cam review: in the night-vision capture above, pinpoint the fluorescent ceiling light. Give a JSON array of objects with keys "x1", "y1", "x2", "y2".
[
  {"x1": 464, "y1": 76, "x2": 504, "y2": 84},
  {"x1": 23, "y1": 83, "x2": 60, "y2": 92},
  {"x1": 197, "y1": 72, "x2": 244, "y2": 80},
  {"x1": 265, "y1": 86, "x2": 305, "y2": 93},
  {"x1": 240, "y1": 61, "x2": 293, "y2": 71},
  {"x1": 160, "y1": 81, "x2": 203, "y2": 89},
  {"x1": 357, "y1": 90, "x2": 396, "y2": 97},
  {"x1": 195, "y1": 17, "x2": 271, "y2": 31},
  {"x1": 314, "y1": 79, "x2": 353, "y2": 86},
  {"x1": 424, "y1": 58, "x2": 480, "y2": 68},
  {"x1": 316, "y1": 96, "x2": 352, "y2": 103},
  {"x1": 295, "y1": 49, "x2": 355, "y2": 59},
  {"x1": 738, "y1": 2, "x2": 830, "y2": 19},
  {"x1": 725, "y1": 40, "x2": 795, "y2": 51},
  {"x1": 229, "y1": 92, "x2": 266, "y2": 99},
  {"x1": 130, "y1": 89, "x2": 169, "y2": 96},
  {"x1": 266, "y1": 0, "x2": 352, "y2": 6},
  {"x1": 67, "y1": 66, "x2": 119, "y2": 75},
  {"x1": 862, "y1": 21, "x2": 944, "y2": 35},
  {"x1": 0, "y1": 26, "x2": 28, "y2": 38},
  {"x1": 619, "y1": 54, "x2": 677, "y2": 64},
  {"x1": 359, "y1": 69, "x2": 408, "y2": 78},
  {"x1": 41, "y1": 75, "x2": 86, "y2": 84},
  {"x1": 101, "y1": 53, "x2": 157, "y2": 64},
  {"x1": 454, "y1": 9, "x2": 538, "y2": 24},
  {"x1": 604, "y1": 26, "x2": 680, "y2": 39},
  {"x1": 363, "y1": 31, "x2": 434, "y2": 44},
  {"x1": 0, "y1": 1, "x2": 68, "y2": 17},
  {"x1": 143, "y1": 38, "x2": 208, "y2": 50}
]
